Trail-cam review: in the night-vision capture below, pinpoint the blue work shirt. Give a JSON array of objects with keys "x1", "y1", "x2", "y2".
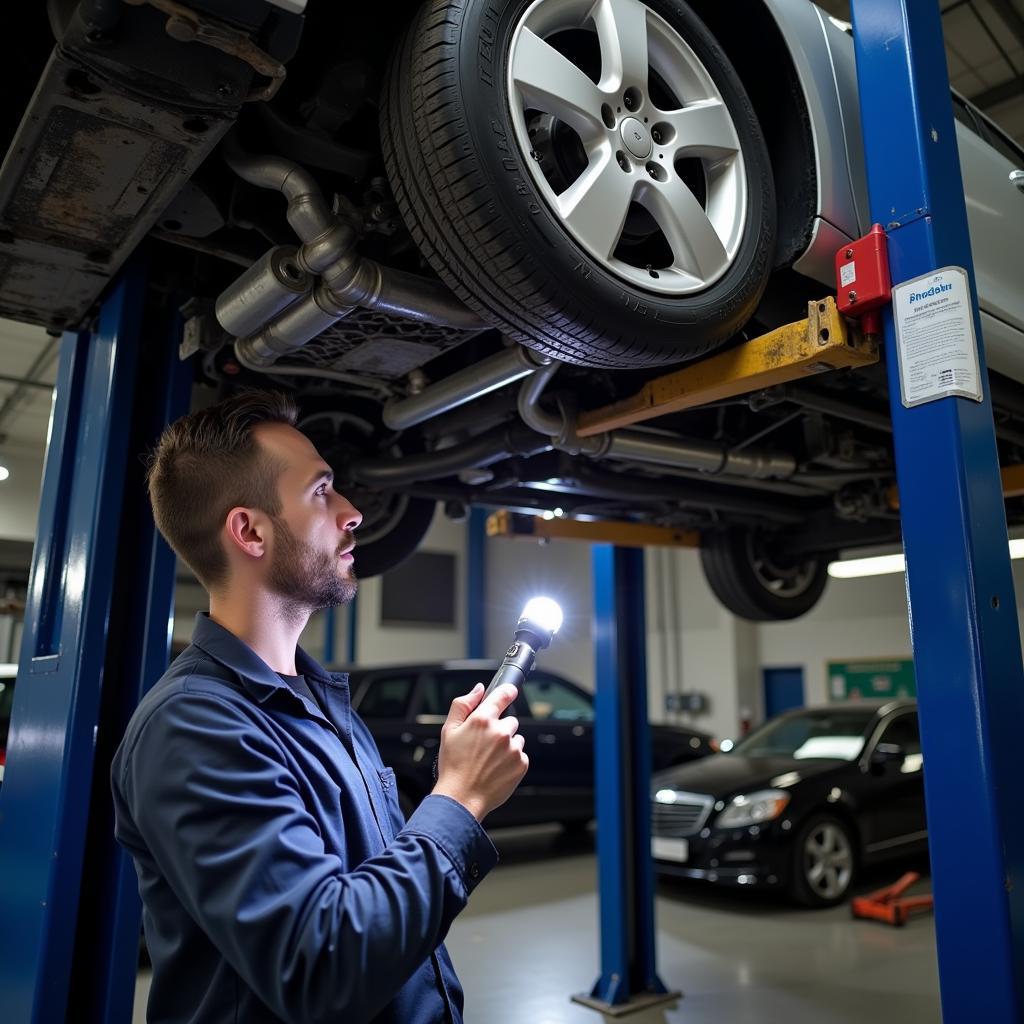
[{"x1": 111, "y1": 612, "x2": 497, "y2": 1024}]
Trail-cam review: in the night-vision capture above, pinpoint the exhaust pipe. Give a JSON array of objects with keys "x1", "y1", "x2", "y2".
[
  {"x1": 518, "y1": 361, "x2": 797, "y2": 481},
  {"x1": 218, "y1": 137, "x2": 484, "y2": 366},
  {"x1": 383, "y1": 345, "x2": 549, "y2": 431}
]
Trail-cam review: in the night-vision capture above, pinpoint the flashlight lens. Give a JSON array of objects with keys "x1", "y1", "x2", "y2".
[{"x1": 522, "y1": 597, "x2": 563, "y2": 635}]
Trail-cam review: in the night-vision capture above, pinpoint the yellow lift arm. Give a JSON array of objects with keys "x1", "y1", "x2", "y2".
[
  {"x1": 485, "y1": 509, "x2": 699, "y2": 549},
  {"x1": 575, "y1": 296, "x2": 879, "y2": 437}
]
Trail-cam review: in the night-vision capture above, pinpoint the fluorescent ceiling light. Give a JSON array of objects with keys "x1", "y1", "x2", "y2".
[
  {"x1": 0, "y1": 465, "x2": 9, "y2": 482},
  {"x1": 830, "y1": 540, "x2": 1024, "y2": 579}
]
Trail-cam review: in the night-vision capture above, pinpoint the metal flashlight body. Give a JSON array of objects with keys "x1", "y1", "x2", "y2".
[{"x1": 484, "y1": 597, "x2": 563, "y2": 697}]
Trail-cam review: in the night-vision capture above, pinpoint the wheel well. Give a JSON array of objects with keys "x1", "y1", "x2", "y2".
[
  {"x1": 798, "y1": 803, "x2": 863, "y2": 859},
  {"x1": 684, "y1": 0, "x2": 817, "y2": 270}
]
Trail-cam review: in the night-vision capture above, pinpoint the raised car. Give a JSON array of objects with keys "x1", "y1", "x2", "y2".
[{"x1": 3, "y1": 1, "x2": 1023, "y2": 618}]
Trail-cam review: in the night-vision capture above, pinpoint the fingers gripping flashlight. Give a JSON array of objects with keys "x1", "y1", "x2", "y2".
[{"x1": 484, "y1": 597, "x2": 563, "y2": 697}]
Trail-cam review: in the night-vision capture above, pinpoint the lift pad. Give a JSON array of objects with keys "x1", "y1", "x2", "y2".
[
  {"x1": 576, "y1": 296, "x2": 879, "y2": 437},
  {"x1": 485, "y1": 509, "x2": 699, "y2": 549}
]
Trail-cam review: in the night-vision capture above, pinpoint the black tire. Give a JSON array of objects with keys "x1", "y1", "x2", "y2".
[
  {"x1": 297, "y1": 404, "x2": 436, "y2": 579},
  {"x1": 381, "y1": 0, "x2": 775, "y2": 369},
  {"x1": 700, "y1": 527, "x2": 830, "y2": 621},
  {"x1": 789, "y1": 813, "x2": 857, "y2": 908}
]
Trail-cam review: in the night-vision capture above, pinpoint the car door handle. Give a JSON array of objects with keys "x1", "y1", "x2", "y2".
[
  {"x1": 1011, "y1": 169, "x2": 1024, "y2": 193},
  {"x1": 537, "y1": 733, "x2": 556, "y2": 744}
]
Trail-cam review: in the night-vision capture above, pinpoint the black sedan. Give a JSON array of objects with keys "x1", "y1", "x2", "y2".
[
  {"x1": 346, "y1": 660, "x2": 716, "y2": 830},
  {"x1": 650, "y1": 700, "x2": 926, "y2": 907}
]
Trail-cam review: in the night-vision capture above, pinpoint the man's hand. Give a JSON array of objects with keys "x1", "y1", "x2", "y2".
[{"x1": 431, "y1": 683, "x2": 529, "y2": 822}]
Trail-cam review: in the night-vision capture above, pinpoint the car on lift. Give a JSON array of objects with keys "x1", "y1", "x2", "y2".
[
  {"x1": 649, "y1": 699, "x2": 926, "y2": 906},
  {"x1": 346, "y1": 659, "x2": 716, "y2": 827},
  {"x1": 2, "y1": 1, "x2": 1024, "y2": 620}
]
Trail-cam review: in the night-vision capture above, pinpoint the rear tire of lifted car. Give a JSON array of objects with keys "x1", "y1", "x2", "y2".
[
  {"x1": 297, "y1": 402, "x2": 436, "y2": 579},
  {"x1": 381, "y1": 0, "x2": 776, "y2": 368},
  {"x1": 790, "y1": 813, "x2": 856, "y2": 908},
  {"x1": 700, "y1": 527, "x2": 831, "y2": 621}
]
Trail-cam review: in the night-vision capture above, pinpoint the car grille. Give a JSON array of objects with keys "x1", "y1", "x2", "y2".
[{"x1": 650, "y1": 792, "x2": 714, "y2": 838}]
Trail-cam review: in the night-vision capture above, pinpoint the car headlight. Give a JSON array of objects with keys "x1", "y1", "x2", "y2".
[{"x1": 714, "y1": 789, "x2": 790, "y2": 829}]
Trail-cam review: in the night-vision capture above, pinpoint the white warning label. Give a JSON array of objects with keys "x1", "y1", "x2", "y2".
[{"x1": 892, "y1": 266, "x2": 982, "y2": 408}]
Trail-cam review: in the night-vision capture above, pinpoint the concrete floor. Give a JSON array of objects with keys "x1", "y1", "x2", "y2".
[{"x1": 133, "y1": 826, "x2": 940, "y2": 1023}]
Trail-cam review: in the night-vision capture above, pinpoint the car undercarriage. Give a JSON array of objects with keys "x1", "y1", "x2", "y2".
[{"x1": 4, "y1": 0, "x2": 1024, "y2": 620}]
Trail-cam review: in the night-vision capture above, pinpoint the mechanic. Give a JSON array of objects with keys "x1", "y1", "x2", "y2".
[{"x1": 111, "y1": 389, "x2": 528, "y2": 1024}]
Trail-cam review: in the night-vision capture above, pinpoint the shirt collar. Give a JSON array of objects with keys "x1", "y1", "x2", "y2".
[{"x1": 190, "y1": 612, "x2": 348, "y2": 703}]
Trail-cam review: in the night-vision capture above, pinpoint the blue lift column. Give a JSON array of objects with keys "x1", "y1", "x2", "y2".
[
  {"x1": 574, "y1": 545, "x2": 678, "y2": 1014},
  {"x1": 0, "y1": 270, "x2": 192, "y2": 1023},
  {"x1": 851, "y1": 0, "x2": 1024, "y2": 1016}
]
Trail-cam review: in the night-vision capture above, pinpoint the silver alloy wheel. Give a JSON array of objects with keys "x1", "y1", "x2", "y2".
[
  {"x1": 802, "y1": 822, "x2": 854, "y2": 901},
  {"x1": 507, "y1": 0, "x2": 747, "y2": 296}
]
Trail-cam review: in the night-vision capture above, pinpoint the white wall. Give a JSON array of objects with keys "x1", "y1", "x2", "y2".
[
  {"x1": 759, "y1": 570, "x2": 913, "y2": 707},
  {"x1": 644, "y1": 546, "x2": 761, "y2": 741},
  {"x1": 0, "y1": 449, "x2": 46, "y2": 542},
  {"x1": 484, "y1": 532, "x2": 595, "y2": 691},
  {"x1": 343, "y1": 508, "x2": 468, "y2": 666}
]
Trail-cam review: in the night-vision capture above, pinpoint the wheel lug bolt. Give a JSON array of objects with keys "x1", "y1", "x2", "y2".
[
  {"x1": 652, "y1": 129, "x2": 662, "y2": 144},
  {"x1": 648, "y1": 166, "x2": 657, "y2": 178},
  {"x1": 624, "y1": 96, "x2": 634, "y2": 110}
]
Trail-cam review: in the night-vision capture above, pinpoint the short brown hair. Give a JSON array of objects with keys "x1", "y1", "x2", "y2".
[{"x1": 147, "y1": 389, "x2": 298, "y2": 590}]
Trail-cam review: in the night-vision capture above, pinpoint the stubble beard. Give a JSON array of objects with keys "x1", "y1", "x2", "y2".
[{"x1": 267, "y1": 515, "x2": 358, "y2": 622}]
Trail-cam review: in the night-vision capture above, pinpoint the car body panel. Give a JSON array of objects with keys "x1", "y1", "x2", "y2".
[{"x1": 762, "y1": 0, "x2": 1024, "y2": 371}]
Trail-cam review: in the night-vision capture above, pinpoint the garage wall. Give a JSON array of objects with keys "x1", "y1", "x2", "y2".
[
  {"x1": 0, "y1": 449, "x2": 46, "y2": 542},
  {"x1": 760, "y1": 556, "x2": 1024, "y2": 709},
  {"x1": 758, "y1": 571, "x2": 913, "y2": 707},
  {"x1": 346, "y1": 508, "x2": 468, "y2": 666},
  {"x1": 645, "y1": 546, "x2": 760, "y2": 743},
  {"x1": 484, "y1": 533, "x2": 595, "y2": 692}
]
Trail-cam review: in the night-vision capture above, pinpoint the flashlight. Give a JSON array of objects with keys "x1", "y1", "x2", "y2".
[{"x1": 483, "y1": 597, "x2": 563, "y2": 698}]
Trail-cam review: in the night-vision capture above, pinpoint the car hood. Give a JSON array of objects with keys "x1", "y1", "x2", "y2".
[{"x1": 652, "y1": 754, "x2": 848, "y2": 801}]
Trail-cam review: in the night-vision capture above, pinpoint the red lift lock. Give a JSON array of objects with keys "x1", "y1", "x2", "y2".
[{"x1": 834, "y1": 223, "x2": 891, "y2": 337}]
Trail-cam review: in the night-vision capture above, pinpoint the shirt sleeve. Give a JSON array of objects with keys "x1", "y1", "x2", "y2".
[{"x1": 118, "y1": 690, "x2": 497, "y2": 1024}]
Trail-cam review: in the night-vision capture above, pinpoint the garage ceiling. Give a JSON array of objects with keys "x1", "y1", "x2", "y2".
[{"x1": 0, "y1": 0, "x2": 1021, "y2": 453}]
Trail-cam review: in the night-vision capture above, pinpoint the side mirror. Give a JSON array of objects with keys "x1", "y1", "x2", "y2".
[{"x1": 871, "y1": 742, "x2": 905, "y2": 768}]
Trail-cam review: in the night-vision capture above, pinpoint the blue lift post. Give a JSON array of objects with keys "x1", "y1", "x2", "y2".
[
  {"x1": 574, "y1": 545, "x2": 678, "y2": 1014},
  {"x1": 851, "y1": 0, "x2": 1024, "y2": 1016},
  {"x1": 0, "y1": 271, "x2": 192, "y2": 1023}
]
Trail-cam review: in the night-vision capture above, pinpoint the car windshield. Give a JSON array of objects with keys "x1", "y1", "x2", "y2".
[{"x1": 732, "y1": 708, "x2": 876, "y2": 761}]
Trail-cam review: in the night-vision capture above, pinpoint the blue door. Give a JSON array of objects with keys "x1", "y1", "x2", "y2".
[{"x1": 763, "y1": 668, "x2": 805, "y2": 719}]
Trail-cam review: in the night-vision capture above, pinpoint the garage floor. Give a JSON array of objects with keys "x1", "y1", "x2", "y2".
[{"x1": 133, "y1": 826, "x2": 940, "y2": 1023}]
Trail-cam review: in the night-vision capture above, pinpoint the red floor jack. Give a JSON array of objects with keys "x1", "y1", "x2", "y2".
[{"x1": 850, "y1": 871, "x2": 934, "y2": 927}]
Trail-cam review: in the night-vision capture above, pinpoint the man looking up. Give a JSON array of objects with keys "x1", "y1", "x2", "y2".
[{"x1": 111, "y1": 389, "x2": 528, "y2": 1023}]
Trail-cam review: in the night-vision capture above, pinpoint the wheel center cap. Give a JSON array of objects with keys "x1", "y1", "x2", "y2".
[{"x1": 619, "y1": 117, "x2": 652, "y2": 159}]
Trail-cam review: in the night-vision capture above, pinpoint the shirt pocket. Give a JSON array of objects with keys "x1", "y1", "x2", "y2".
[{"x1": 377, "y1": 767, "x2": 407, "y2": 838}]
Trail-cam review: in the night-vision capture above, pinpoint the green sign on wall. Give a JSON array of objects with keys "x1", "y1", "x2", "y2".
[{"x1": 828, "y1": 658, "x2": 916, "y2": 701}]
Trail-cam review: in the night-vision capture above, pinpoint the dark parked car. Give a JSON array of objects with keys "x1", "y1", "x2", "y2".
[
  {"x1": 650, "y1": 700, "x2": 926, "y2": 906},
  {"x1": 347, "y1": 660, "x2": 715, "y2": 829}
]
